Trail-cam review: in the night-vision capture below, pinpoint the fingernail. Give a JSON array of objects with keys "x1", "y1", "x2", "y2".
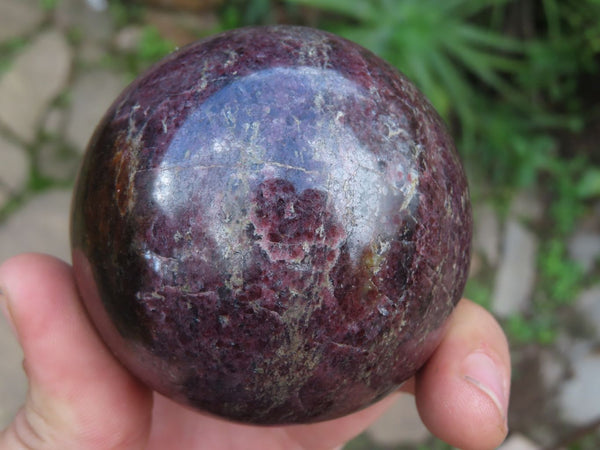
[
  {"x1": 0, "y1": 285, "x2": 17, "y2": 335},
  {"x1": 462, "y1": 351, "x2": 508, "y2": 427}
]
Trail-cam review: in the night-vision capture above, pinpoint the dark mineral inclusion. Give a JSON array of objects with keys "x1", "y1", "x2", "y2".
[{"x1": 71, "y1": 25, "x2": 472, "y2": 425}]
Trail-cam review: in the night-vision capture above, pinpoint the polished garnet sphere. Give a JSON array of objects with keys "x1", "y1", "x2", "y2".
[{"x1": 71, "y1": 25, "x2": 472, "y2": 425}]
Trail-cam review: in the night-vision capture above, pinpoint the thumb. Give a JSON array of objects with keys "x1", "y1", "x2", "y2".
[
  {"x1": 0, "y1": 253, "x2": 152, "y2": 450},
  {"x1": 414, "y1": 299, "x2": 511, "y2": 450}
]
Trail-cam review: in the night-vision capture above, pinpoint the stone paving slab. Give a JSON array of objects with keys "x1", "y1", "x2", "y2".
[
  {"x1": 0, "y1": 0, "x2": 44, "y2": 42},
  {"x1": 66, "y1": 70, "x2": 127, "y2": 153},
  {"x1": 0, "y1": 136, "x2": 29, "y2": 209},
  {"x1": 569, "y1": 231, "x2": 600, "y2": 274},
  {"x1": 0, "y1": 313, "x2": 26, "y2": 429},
  {"x1": 559, "y1": 352, "x2": 600, "y2": 425},
  {"x1": 0, "y1": 190, "x2": 72, "y2": 264},
  {"x1": 54, "y1": 0, "x2": 115, "y2": 43},
  {"x1": 577, "y1": 286, "x2": 600, "y2": 338},
  {"x1": 0, "y1": 30, "x2": 72, "y2": 143},
  {"x1": 366, "y1": 393, "x2": 430, "y2": 446},
  {"x1": 1, "y1": 0, "x2": 600, "y2": 447},
  {"x1": 499, "y1": 434, "x2": 539, "y2": 450},
  {"x1": 473, "y1": 202, "x2": 500, "y2": 267},
  {"x1": 492, "y1": 219, "x2": 538, "y2": 318}
]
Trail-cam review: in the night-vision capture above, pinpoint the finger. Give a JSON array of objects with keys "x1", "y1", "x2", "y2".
[
  {"x1": 143, "y1": 390, "x2": 400, "y2": 450},
  {"x1": 399, "y1": 376, "x2": 416, "y2": 395},
  {"x1": 0, "y1": 253, "x2": 152, "y2": 450},
  {"x1": 415, "y1": 299, "x2": 511, "y2": 450},
  {"x1": 282, "y1": 392, "x2": 401, "y2": 450}
]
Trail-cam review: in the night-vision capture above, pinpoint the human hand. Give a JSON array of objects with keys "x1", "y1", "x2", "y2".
[{"x1": 0, "y1": 253, "x2": 510, "y2": 450}]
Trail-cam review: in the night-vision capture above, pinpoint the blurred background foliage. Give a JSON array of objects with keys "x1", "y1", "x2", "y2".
[{"x1": 1, "y1": 0, "x2": 595, "y2": 446}]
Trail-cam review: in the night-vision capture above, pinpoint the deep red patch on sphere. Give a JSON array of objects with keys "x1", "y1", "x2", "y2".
[{"x1": 71, "y1": 25, "x2": 472, "y2": 424}]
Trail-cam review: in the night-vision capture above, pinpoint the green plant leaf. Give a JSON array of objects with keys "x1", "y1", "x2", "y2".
[
  {"x1": 577, "y1": 167, "x2": 600, "y2": 198},
  {"x1": 286, "y1": 0, "x2": 378, "y2": 21},
  {"x1": 439, "y1": 0, "x2": 513, "y2": 17},
  {"x1": 39, "y1": 0, "x2": 60, "y2": 11},
  {"x1": 428, "y1": 50, "x2": 476, "y2": 131},
  {"x1": 405, "y1": 53, "x2": 451, "y2": 117},
  {"x1": 444, "y1": 41, "x2": 523, "y2": 103},
  {"x1": 456, "y1": 24, "x2": 525, "y2": 52},
  {"x1": 137, "y1": 26, "x2": 176, "y2": 64}
]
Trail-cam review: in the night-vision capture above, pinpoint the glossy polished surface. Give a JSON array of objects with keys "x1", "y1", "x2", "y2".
[{"x1": 71, "y1": 25, "x2": 472, "y2": 424}]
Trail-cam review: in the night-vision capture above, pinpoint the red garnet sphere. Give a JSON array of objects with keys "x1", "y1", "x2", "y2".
[{"x1": 71, "y1": 25, "x2": 472, "y2": 425}]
